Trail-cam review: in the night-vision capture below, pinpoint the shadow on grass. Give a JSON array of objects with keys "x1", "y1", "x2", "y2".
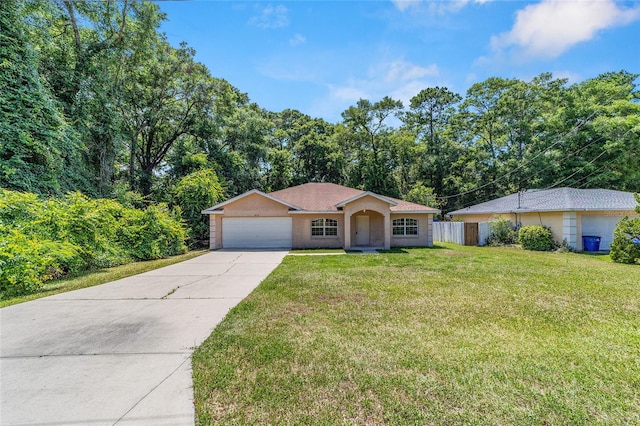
[
  {"x1": 377, "y1": 248, "x2": 409, "y2": 254},
  {"x1": 376, "y1": 245, "x2": 453, "y2": 253}
]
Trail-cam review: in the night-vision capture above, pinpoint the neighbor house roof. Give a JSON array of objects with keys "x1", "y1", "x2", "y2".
[
  {"x1": 203, "y1": 182, "x2": 440, "y2": 214},
  {"x1": 449, "y1": 188, "x2": 638, "y2": 215}
]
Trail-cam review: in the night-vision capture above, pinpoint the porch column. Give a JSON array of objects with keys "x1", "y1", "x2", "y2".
[
  {"x1": 383, "y1": 211, "x2": 391, "y2": 250},
  {"x1": 209, "y1": 215, "x2": 217, "y2": 249},
  {"x1": 562, "y1": 212, "x2": 577, "y2": 249},
  {"x1": 344, "y1": 213, "x2": 352, "y2": 250}
]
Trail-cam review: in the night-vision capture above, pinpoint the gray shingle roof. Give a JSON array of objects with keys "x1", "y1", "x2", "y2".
[{"x1": 449, "y1": 188, "x2": 639, "y2": 215}]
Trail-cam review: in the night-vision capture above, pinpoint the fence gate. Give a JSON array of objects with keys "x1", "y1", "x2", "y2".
[{"x1": 464, "y1": 222, "x2": 479, "y2": 246}]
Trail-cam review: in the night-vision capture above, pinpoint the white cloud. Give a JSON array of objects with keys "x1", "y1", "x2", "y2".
[
  {"x1": 492, "y1": 0, "x2": 640, "y2": 60},
  {"x1": 327, "y1": 84, "x2": 369, "y2": 102},
  {"x1": 289, "y1": 33, "x2": 306, "y2": 46},
  {"x1": 391, "y1": 0, "x2": 417, "y2": 12},
  {"x1": 248, "y1": 4, "x2": 289, "y2": 29},
  {"x1": 324, "y1": 59, "x2": 441, "y2": 109},
  {"x1": 385, "y1": 60, "x2": 439, "y2": 82},
  {"x1": 391, "y1": 0, "x2": 493, "y2": 14}
]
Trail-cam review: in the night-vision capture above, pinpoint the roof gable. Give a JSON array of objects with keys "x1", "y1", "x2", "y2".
[
  {"x1": 201, "y1": 189, "x2": 301, "y2": 214},
  {"x1": 335, "y1": 191, "x2": 398, "y2": 207}
]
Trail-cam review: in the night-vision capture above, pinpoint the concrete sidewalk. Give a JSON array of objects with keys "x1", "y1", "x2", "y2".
[{"x1": 0, "y1": 250, "x2": 288, "y2": 426}]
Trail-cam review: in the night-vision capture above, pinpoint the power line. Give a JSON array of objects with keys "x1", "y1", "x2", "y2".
[
  {"x1": 443, "y1": 125, "x2": 632, "y2": 212},
  {"x1": 436, "y1": 94, "x2": 620, "y2": 201}
]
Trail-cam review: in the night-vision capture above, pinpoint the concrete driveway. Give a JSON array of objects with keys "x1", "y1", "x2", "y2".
[{"x1": 0, "y1": 250, "x2": 288, "y2": 426}]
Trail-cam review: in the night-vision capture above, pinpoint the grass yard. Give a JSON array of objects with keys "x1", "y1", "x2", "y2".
[
  {"x1": 0, "y1": 250, "x2": 207, "y2": 308},
  {"x1": 193, "y1": 244, "x2": 640, "y2": 425}
]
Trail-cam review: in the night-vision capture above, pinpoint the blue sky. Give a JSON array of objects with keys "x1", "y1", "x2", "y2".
[{"x1": 159, "y1": 0, "x2": 640, "y2": 123}]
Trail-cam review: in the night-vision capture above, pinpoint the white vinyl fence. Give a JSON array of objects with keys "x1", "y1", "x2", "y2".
[
  {"x1": 433, "y1": 221, "x2": 490, "y2": 246},
  {"x1": 433, "y1": 222, "x2": 464, "y2": 245},
  {"x1": 478, "y1": 222, "x2": 490, "y2": 246}
]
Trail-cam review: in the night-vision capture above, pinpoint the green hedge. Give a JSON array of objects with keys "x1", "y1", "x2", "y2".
[
  {"x1": 0, "y1": 189, "x2": 187, "y2": 298},
  {"x1": 518, "y1": 225, "x2": 555, "y2": 251}
]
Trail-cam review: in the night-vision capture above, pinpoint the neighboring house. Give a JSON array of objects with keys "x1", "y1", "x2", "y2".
[
  {"x1": 201, "y1": 182, "x2": 440, "y2": 250},
  {"x1": 448, "y1": 188, "x2": 639, "y2": 251}
]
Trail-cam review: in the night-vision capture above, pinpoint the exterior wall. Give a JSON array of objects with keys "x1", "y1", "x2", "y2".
[
  {"x1": 291, "y1": 215, "x2": 344, "y2": 249},
  {"x1": 453, "y1": 212, "x2": 565, "y2": 245},
  {"x1": 390, "y1": 213, "x2": 432, "y2": 247},
  {"x1": 453, "y1": 210, "x2": 639, "y2": 250}
]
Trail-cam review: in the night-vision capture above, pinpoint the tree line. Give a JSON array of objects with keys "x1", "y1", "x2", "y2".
[{"x1": 2, "y1": 0, "x2": 639, "y2": 221}]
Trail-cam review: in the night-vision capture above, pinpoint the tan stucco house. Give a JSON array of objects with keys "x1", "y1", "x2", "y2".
[
  {"x1": 202, "y1": 182, "x2": 440, "y2": 250},
  {"x1": 448, "y1": 188, "x2": 639, "y2": 251}
]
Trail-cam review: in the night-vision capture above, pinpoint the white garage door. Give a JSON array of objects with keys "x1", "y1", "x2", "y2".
[
  {"x1": 582, "y1": 215, "x2": 623, "y2": 251},
  {"x1": 222, "y1": 217, "x2": 292, "y2": 248}
]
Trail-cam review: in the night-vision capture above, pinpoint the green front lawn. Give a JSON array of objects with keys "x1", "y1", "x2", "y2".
[{"x1": 193, "y1": 244, "x2": 640, "y2": 425}]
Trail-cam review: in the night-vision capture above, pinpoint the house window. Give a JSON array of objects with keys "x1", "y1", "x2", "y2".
[
  {"x1": 393, "y1": 218, "x2": 418, "y2": 236},
  {"x1": 311, "y1": 218, "x2": 338, "y2": 237}
]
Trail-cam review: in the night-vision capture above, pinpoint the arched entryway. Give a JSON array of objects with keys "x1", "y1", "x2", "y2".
[{"x1": 349, "y1": 210, "x2": 386, "y2": 248}]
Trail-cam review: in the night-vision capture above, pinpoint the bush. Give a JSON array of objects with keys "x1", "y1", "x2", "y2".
[
  {"x1": 118, "y1": 204, "x2": 187, "y2": 260},
  {"x1": 0, "y1": 230, "x2": 80, "y2": 298},
  {"x1": 610, "y1": 216, "x2": 640, "y2": 264},
  {"x1": 518, "y1": 225, "x2": 555, "y2": 251},
  {"x1": 487, "y1": 217, "x2": 517, "y2": 246},
  {"x1": 0, "y1": 189, "x2": 188, "y2": 298}
]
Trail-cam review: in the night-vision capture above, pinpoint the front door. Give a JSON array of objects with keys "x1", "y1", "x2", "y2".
[{"x1": 355, "y1": 215, "x2": 370, "y2": 246}]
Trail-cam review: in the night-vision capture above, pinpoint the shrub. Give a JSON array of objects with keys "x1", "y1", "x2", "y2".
[
  {"x1": 518, "y1": 225, "x2": 555, "y2": 251},
  {"x1": 487, "y1": 217, "x2": 517, "y2": 246},
  {"x1": 611, "y1": 194, "x2": 640, "y2": 265},
  {"x1": 610, "y1": 217, "x2": 640, "y2": 264},
  {"x1": 117, "y1": 204, "x2": 187, "y2": 261},
  {"x1": 0, "y1": 230, "x2": 80, "y2": 298},
  {"x1": 0, "y1": 189, "x2": 188, "y2": 298}
]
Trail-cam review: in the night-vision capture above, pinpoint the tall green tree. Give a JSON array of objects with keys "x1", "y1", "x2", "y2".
[
  {"x1": 120, "y1": 37, "x2": 217, "y2": 195},
  {"x1": 403, "y1": 87, "x2": 462, "y2": 196},
  {"x1": 341, "y1": 97, "x2": 403, "y2": 196}
]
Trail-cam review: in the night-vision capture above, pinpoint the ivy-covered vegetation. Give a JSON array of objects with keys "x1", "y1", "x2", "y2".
[{"x1": 0, "y1": 189, "x2": 186, "y2": 298}]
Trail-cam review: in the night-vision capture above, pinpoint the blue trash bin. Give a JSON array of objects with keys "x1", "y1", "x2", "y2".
[{"x1": 582, "y1": 236, "x2": 601, "y2": 252}]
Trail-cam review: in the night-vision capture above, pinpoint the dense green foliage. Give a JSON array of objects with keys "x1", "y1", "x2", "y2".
[
  {"x1": 518, "y1": 225, "x2": 555, "y2": 251},
  {"x1": 0, "y1": 0, "x2": 637, "y2": 215},
  {"x1": 0, "y1": 189, "x2": 186, "y2": 298},
  {"x1": 610, "y1": 194, "x2": 640, "y2": 264},
  {"x1": 173, "y1": 169, "x2": 223, "y2": 244},
  {"x1": 486, "y1": 217, "x2": 517, "y2": 246}
]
